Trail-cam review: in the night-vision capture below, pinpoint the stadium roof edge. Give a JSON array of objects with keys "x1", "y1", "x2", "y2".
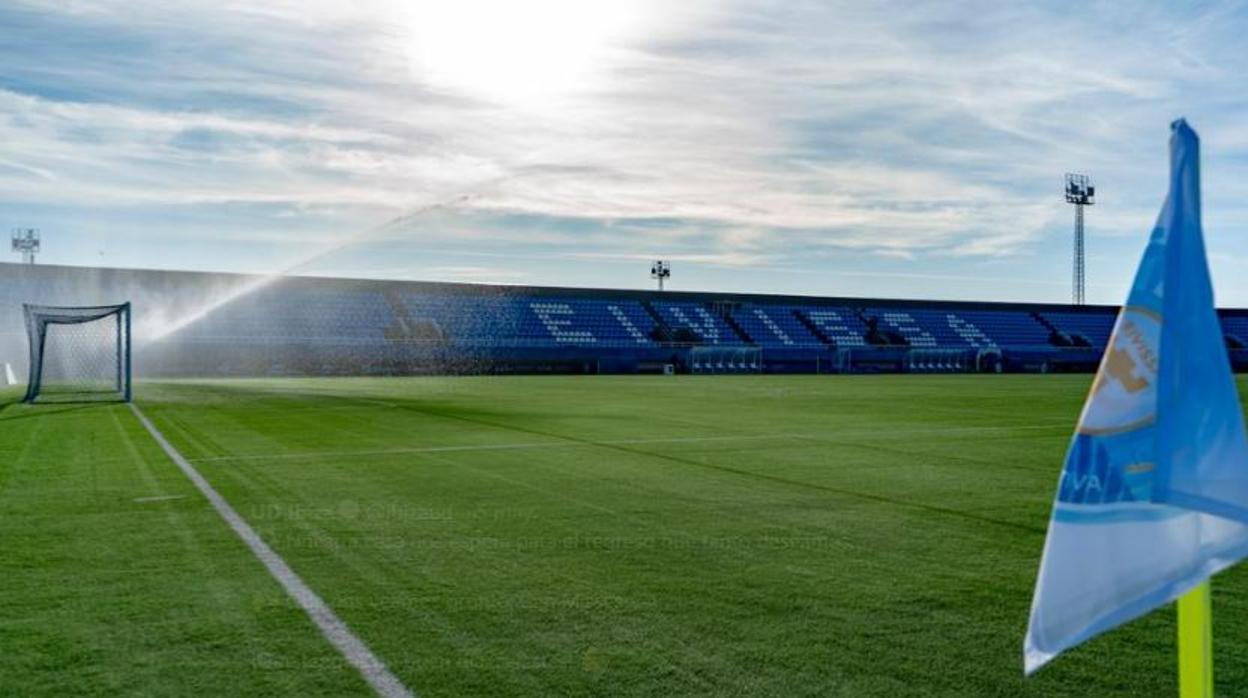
[{"x1": 5, "y1": 260, "x2": 1244, "y2": 315}]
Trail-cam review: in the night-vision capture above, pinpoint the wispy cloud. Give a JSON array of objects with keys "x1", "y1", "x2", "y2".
[{"x1": 2, "y1": 0, "x2": 1248, "y2": 302}]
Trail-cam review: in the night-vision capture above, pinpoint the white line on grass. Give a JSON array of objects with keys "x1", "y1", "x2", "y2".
[
  {"x1": 132, "y1": 494, "x2": 187, "y2": 503},
  {"x1": 188, "y1": 422, "x2": 1070, "y2": 465},
  {"x1": 128, "y1": 404, "x2": 415, "y2": 698}
]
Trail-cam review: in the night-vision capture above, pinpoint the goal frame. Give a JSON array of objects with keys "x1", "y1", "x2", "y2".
[{"x1": 23, "y1": 302, "x2": 132, "y2": 403}]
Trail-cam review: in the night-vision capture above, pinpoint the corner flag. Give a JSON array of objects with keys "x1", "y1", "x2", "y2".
[{"x1": 1025, "y1": 120, "x2": 1248, "y2": 676}]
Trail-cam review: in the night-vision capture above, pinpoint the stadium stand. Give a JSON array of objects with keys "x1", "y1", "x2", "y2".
[
  {"x1": 1039, "y1": 311, "x2": 1117, "y2": 347},
  {"x1": 1222, "y1": 314, "x2": 1248, "y2": 349},
  {"x1": 651, "y1": 300, "x2": 740, "y2": 345},
  {"x1": 795, "y1": 306, "x2": 867, "y2": 347},
  {"x1": 179, "y1": 287, "x2": 395, "y2": 347},
  {"x1": 865, "y1": 308, "x2": 940, "y2": 347},
  {"x1": 731, "y1": 305, "x2": 824, "y2": 347},
  {"x1": 949, "y1": 310, "x2": 1050, "y2": 347},
  {"x1": 5, "y1": 261, "x2": 1248, "y2": 377}
]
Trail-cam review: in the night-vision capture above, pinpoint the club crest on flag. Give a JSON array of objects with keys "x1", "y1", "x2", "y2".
[{"x1": 1080, "y1": 306, "x2": 1160, "y2": 436}]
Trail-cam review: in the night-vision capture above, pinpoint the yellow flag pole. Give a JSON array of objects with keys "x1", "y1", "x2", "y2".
[{"x1": 1177, "y1": 580, "x2": 1213, "y2": 698}]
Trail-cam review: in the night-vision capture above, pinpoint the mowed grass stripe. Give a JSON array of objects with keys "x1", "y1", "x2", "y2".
[
  {"x1": 185, "y1": 421, "x2": 1069, "y2": 464},
  {"x1": 325, "y1": 392, "x2": 1049, "y2": 535},
  {"x1": 124, "y1": 375, "x2": 1248, "y2": 695},
  {"x1": 0, "y1": 400, "x2": 373, "y2": 696},
  {"x1": 129, "y1": 404, "x2": 414, "y2": 698}
]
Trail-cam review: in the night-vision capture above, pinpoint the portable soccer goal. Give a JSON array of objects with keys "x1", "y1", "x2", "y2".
[{"x1": 23, "y1": 303, "x2": 132, "y2": 403}]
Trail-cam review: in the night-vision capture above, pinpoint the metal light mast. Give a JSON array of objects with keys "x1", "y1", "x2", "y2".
[
  {"x1": 651, "y1": 260, "x2": 670, "y2": 291},
  {"x1": 1064, "y1": 174, "x2": 1094, "y2": 305},
  {"x1": 11, "y1": 228, "x2": 40, "y2": 264}
]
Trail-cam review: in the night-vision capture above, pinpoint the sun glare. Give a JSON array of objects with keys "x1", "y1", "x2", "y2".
[{"x1": 405, "y1": 1, "x2": 645, "y2": 106}]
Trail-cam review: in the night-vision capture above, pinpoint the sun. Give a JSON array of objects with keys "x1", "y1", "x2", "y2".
[{"x1": 404, "y1": 1, "x2": 645, "y2": 107}]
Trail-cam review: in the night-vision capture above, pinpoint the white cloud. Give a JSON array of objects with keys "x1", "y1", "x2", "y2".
[{"x1": 3, "y1": 0, "x2": 1248, "y2": 302}]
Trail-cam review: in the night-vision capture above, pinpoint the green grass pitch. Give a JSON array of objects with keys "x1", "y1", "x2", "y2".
[{"x1": 5, "y1": 375, "x2": 1248, "y2": 696}]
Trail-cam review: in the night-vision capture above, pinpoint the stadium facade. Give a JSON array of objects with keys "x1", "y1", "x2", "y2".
[{"x1": 5, "y1": 261, "x2": 1248, "y2": 378}]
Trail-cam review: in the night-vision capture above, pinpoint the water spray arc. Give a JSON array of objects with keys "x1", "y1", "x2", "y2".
[{"x1": 148, "y1": 187, "x2": 496, "y2": 342}]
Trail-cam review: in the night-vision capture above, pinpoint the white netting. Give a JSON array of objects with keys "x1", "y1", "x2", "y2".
[{"x1": 24, "y1": 304, "x2": 130, "y2": 403}]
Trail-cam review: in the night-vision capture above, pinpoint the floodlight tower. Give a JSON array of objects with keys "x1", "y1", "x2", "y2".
[
  {"x1": 11, "y1": 228, "x2": 40, "y2": 264},
  {"x1": 1064, "y1": 174, "x2": 1094, "y2": 305},
  {"x1": 651, "y1": 260, "x2": 671, "y2": 291}
]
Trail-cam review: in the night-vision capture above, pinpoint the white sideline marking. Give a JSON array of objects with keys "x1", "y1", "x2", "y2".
[
  {"x1": 132, "y1": 494, "x2": 186, "y2": 503},
  {"x1": 128, "y1": 404, "x2": 414, "y2": 698},
  {"x1": 188, "y1": 422, "x2": 1068, "y2": 464}
]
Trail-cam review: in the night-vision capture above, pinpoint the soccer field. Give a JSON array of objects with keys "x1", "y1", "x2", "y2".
[{"x1": 4, "y1": 375, "x2": 1248, "y2": 696}]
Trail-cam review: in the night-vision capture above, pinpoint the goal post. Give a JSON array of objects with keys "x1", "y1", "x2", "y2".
[{"x1": 23, "y1": 303, "x2": 132, "y2": 403}]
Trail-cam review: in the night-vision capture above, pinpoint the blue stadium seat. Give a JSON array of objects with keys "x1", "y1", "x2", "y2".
[
  {"x1": 731, "y1": 306, "x2": 825, "y2": 347},
  {"x1": 180, "y1": 287, "x2": 395, "y2": 347},
  {"x1": 863, "y1": 307, "x2": 1049, "y2": 348},
  {"x1": 797, "y1": 307, "x2": 867, "y2": 347},
  {"x1": 1041, "y1": 312, "x2": 1117, "y2": 347},
  {"x1": 944, "y1": 310, "x2": 1048, "y2": 347},
  {"x1": 527, "y1": 298, "x2": 656, "y2": 346},
  {"x1": 866, "y1": 308, "x2": 941, "y2": 347},
  {"x1": 652, "y1": 301, "x2": 740, "y2": 344},
  {"x1": 396, "y1": 293, "x2": 660, "y2": 347},
  {"x1": 1221, "y1": 315, "x2": 1248, "y2": 345}
]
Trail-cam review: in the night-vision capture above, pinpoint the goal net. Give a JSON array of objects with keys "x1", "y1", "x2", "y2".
[{"x1": 24, "y1": 303, "x2": 131, "y2": 403}]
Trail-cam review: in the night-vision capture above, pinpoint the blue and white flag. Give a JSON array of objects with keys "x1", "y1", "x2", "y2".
[{"x1": 1025, "y1": 120, "x2": 1248, "y2": 673}]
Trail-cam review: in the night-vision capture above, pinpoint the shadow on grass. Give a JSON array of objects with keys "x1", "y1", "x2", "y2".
[
  {"x1": 337, "y1": 390, "x2": 1052, "y2": 537},
  {"x1": 0, "y1": 399, "x2": 124, "y2": 422},
  {"x1": 138, "y1": 378, "x2": 520, "y2": 421},
  {"x1": 0, "y1": 391, "x2": 25, "y2": 417}
]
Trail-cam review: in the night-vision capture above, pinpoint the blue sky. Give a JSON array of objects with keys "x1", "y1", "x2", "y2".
[{"x1": 3, "y1": 0, "x2": 1248, "y2": 304}]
